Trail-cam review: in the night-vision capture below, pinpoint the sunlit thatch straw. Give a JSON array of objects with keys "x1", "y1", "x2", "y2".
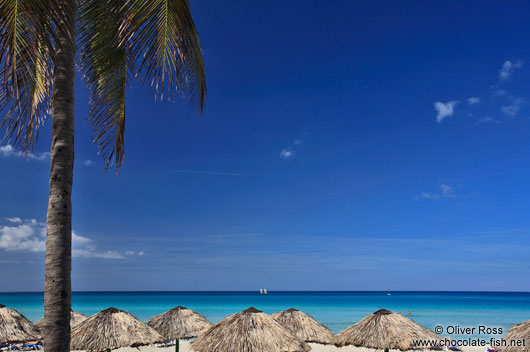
[
  {"x1": 0, "y1": 304, "x2": 40, "y2": 343},
  {"x1": 191, "y1": 307, "x2": 310, "y2": 352},
  {"x1": 71, "y1": 307, "x2": 165, "y2": 352},
  {"x1": 498, "y1": 319, "x2": 530, "y2": 352},
  {"x1": 272, "y1": 308, "x2": 333, "y2": 344},
  {"x1": 333, "y1": 309, "x2": 442, "y2": 351},
  {"x1": 35, "y1": 309, "x2": 88, "y2": 332},
  {"x1": 147, "y1": 306, "x2": 212, "y2": 339}
]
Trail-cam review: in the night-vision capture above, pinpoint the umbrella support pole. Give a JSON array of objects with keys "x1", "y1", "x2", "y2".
[{"x1": 175, "y1": 338, "x2": 179, "y2": 352}]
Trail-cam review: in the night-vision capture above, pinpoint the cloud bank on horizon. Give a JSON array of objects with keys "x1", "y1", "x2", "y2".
[{"x1": 0, "y1": 217, "x2": 142, "y2": 259}]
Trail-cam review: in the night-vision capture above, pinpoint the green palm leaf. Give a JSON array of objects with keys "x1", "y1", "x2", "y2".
[
  {"x1": 79, "y1": 0, "x2": 206, "y2": 170},
  {"x1": 79, "y1": 0, "x2": 130, "y2": 169},
  {"x1": 2, "y1": 0, "x2": 206, "y2": 167},
  {"x1": 125, "y1": 0, "x2": 206, "y2": 107},
  {"x1": 0, "y1": 0, "x2": 55, "y2": 151}
]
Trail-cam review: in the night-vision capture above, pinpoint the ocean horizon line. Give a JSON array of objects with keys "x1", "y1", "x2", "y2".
[
  {"x1": 4, "y1": 290, "x2": 530, "y2": 339},
  {"x1": 2, "y1": 290, "x2": 530, "y2": 294}
]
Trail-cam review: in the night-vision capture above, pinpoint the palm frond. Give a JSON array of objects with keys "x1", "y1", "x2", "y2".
[
  {"x1": 125, "y1": 0, "x2": 206, "y2": 109},
  {"x1": 80, "y1": 0, "x2": 206, "y2": 170},
  {"x1": 0, "y1": 0, "x2": 55, "y2": 152},
  {"x1": 79, "y1": 0, "x2": 131, "y2": 169}
]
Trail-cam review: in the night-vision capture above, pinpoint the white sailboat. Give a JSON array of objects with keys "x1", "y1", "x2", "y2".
[{"x1": 260, "y1": 288, "x2": 264, "y2": 294}]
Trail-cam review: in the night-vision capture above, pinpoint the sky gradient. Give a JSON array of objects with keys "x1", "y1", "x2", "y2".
[{"x1": 2, "y1": 0, "x2": 530, "y2": 292}]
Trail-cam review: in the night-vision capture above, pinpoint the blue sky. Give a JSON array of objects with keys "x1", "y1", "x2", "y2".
[{"x1": 2, "y1": 0, "x2": 530, "y2": 292}]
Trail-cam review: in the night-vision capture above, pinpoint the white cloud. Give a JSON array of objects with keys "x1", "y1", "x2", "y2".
[
  {"x1": 0, "y1": 259, "x2": 34, "y2": 264},
  {"x1": 467, "y1": 97, "x2": 480, "y2": 105},
  {"x1": 432, "y1": 59, "x2": 524, "y2": 125},
  {"x1": 0, "y1": 218, "x2": 124, "y2": 259},
  {"x1": 72, "y1": 249, "x2": 124, "y2": 259},
  {"x1": 417, "y1": 192, "x2": 439, "y2": 200},
  {"x1": 84, "y1": 160, "x2": 95, "y2": 167},
  {"x1": 169, "y1": 170, "x2": 242, "y2": 176},
  {"x1": 6, "y1": 217, "x2": 22, "y2": 224},
  {"x1": 499, "y1": 59, "x2": 523, "y2": 81},
  {"x1": 477, "y1": 116, "x2": 500, "y2": 125},
  {"x1": 72, "y1": 232, "x2": 92, "y2": 246},
  {"x1": 434, "y1": 101, "x2": 459, "y2": 123},
  {"x1": 0, "y1": 220, "x2": 46, "y2": 252},
  {"x1": 416, "y1": 184, "x2": 465, "y2": 200},
  {"x1": 280, "y1": 148, "x2": 294, "y2": 159},
  {"x1": 440, "y1": 184, "x2": 453, "y2": 196},
  {"x1": 501, "y1": 97, "x2": 524, "y2": 117},
  {"x1": 125, "y1": 250, "x2": 145, "y2": 257},
  {"x1": 0, "y1": 144, "x2": 49, "y2": 160},
  {"x1": 280, "y1": 139, "x2": 303, "y2": 159},
  {"x1": 0, "y1": 145, "x2": 14, "y2": 155},
  {"x1": 492, "y1": 89, "x2": 507, "y2": 97},
  {"x1": 30, "y1": 152, "x2": 49, "y2": 160}
]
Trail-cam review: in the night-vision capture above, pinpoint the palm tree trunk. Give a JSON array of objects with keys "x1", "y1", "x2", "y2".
[{"x1": 44, "y1": 0, "x2": 77, "y2": 351}]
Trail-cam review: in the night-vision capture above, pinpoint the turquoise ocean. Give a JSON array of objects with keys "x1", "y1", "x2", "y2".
[{"x1": 2, "y1": 291, "x2": 530, "y2": 339}]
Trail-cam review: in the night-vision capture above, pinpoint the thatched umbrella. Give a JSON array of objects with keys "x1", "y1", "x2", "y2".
[
  {"x1": 0, "y1": 304, "x2": 40, "y2": 343},
  {"x1": 147, "y1": 306, "x2": 212, "y2": 339},
  {"x1": 333, "y1": 309, "x2": 441, "y2": 351},
  {"x1": 71, "y1": 307, "x2": 165, "y2": 352},
  {"x1": 35, "y1": 309, "x2": 88, "y2": 332},
  {"x1": 272, "y1": 308, "x2": 333, "y2": 344},
  {"x1": 499, "y1": 320, "x2": 530, "y2": 352},
  {"x1": 191, "y1": 307, "x2": 310, "y2": 352}
]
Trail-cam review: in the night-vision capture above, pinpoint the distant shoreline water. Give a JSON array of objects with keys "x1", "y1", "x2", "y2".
[{"x1": 2, "y1": 291, "x2": 529, "y2": 339}]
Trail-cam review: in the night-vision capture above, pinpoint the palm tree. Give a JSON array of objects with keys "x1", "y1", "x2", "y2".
[{"x1": 0, "y1": 0, "x2": 206, "y2": 351}]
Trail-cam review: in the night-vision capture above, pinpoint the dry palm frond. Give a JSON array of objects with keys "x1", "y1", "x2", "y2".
[
  {"x1": 333, "y1": 309, "x2": 441, "y2": 351},
  {"x1": 147, "y1": 306, "x2": 212, "y2": 339},
  {"x1": 35, "y1": 309, "x2": 88, "y2": 332},
  {"x1": 0, "y1": 304, "x2": 40, "y2": 343},
  {"x1": 499, "y1": 320, "x2": 530, "y2": 352},
  {"x1": 191, "y1": 307, "x2": 310, "y2": 352},
  {"x1": 71, "y1": 307, "x2": 164, "y2": 352},
  {"x1": 70, "y1": 310, "x2": 89, "y2": 327},
  {"x1": 272, "y1": 308, "x2": 333, "y2": 344}
]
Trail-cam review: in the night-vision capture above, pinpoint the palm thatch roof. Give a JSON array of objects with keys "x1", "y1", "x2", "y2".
[
  {"x1": 0, "y1": 304, "x2": 40, "y2": 343},
  {"x1": 35, "y1": 309, "x2": 88, "y2": 332},
  {"x1": 333, "y1": 309, "x2": 441, "y2": 351},
  {"x1": 191, "y1": 307, "x2": 310, "y2": 352},
  {"x1": 272, "y1": 308, "x2": 333, "y2": 344},
  {"x1": 147, "y1": 306, "x2": 212, "y2": 339},
  {"x1": 499, "y1": 319, "x2": 530, "y2": 352},
  {"x1": 71, "y1": 307, "x2": 165, "y2": 352}
]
